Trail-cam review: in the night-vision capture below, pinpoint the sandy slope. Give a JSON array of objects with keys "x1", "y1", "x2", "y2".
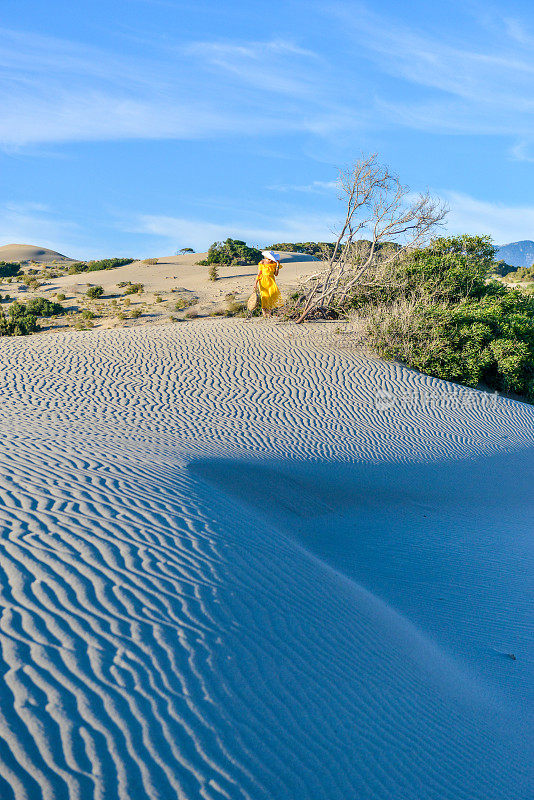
[
  {"x1": 0, "y1": 244, "x2": 73, "y2": 263},
  {"x1": 44, "y1": 252, "x2": 319, "y2": 306},
  {"x1": 0, "y1": 318, "x2": 532, "y2": 799}
]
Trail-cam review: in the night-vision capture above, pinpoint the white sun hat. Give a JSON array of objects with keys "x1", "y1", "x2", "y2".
[{"x1": 261, "y1": 249, "x2": 280, "y2": 263}]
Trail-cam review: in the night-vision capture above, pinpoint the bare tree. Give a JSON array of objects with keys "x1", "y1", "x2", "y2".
[{"x1": 295, "y1": 154, "x2": 448, "y2": 323}]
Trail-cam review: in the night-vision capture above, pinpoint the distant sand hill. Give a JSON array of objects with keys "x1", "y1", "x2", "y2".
[{"x1": 0, "y1": 243, "x2": 73, "y2": 263}]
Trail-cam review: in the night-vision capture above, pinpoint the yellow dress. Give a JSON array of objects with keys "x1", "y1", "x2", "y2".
[{"x1": 257, "y1": 262, "x2": 282, "y2": 310}]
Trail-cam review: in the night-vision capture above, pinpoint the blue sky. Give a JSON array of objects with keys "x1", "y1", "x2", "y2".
[{"x1": 2, "y1": 0, "x2": 534, "y2": 258}]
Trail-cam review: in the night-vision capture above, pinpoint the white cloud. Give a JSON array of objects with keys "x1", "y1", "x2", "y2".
[
  {"x1": 267, "y1": 180, "x2": 338, "y2": 193},
  {"x1": 132, "y1": 212, "x2": 340, "y2": 250},
  {"x1": 509, "y1": 140, "x2": 534, "y2": 163},
  {"x1": 0, "y1": 203, "x2": 81, "y2": 254},
  {"x1": 444, "y1": 192, "x2": 534, "y2": 245},
  {"x1": 0, "y1": 27, "x2": 353, "y2": 146},
  {"x1": 328, "y1": 3, "x2": 534, "y2": 135}
]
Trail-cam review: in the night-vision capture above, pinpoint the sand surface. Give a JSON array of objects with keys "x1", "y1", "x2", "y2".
[
  {"x1": 0, "y1": 318, "x2": 532, "y2": 799},
  {"x1": 2, "y1": 251, "x2": 321, "y2": 327},
  {"x1": 0, "y1": 244, "x2": 73, "y2": 263}
]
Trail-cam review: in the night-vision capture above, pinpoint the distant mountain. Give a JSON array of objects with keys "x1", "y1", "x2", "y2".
[
  {"x1": 0, "y1": 243, "x2": 74, "y2": 263},
  {"x1": 495, "y1": 240, "x2": 534, "y2": 269}
]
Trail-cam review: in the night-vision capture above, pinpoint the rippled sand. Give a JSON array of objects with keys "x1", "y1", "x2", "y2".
[{"x1": 0, "y1": 318, "x2": 532, "y2": 799}]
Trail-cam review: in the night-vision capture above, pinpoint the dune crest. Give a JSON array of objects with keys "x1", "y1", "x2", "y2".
[{"x1": 0, "y1": 243, "x2": 73, "y2": 262}]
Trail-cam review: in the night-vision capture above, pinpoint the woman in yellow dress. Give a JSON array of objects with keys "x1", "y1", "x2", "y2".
[{"x1": 254, "y1": 250, "x2": 282, "y2": 316}]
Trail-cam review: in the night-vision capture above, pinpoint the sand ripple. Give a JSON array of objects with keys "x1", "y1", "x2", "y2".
[{"x1": 0, "y1": 319, "x2": 532, "y2": 799}]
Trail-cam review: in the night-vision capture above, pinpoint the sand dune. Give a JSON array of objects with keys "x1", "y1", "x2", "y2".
[
  {"x1": 44, "y1": 251, "x2": 319, "y2": 303},
  {"x1": 0, "y1": 243, "x2": 73, "y2": 263},
  {"x1": 0, "y1": 319, "x2": 532, "y2": 799}
]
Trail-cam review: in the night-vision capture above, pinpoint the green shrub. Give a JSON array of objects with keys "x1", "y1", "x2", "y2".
[
  {"x1": 208, "y1": 264, "x2": 219, "y2": 281},
  {"x1": 320, "y1": 234, "x2": 534, "y2": 399},
  {"x1": 502, "y1": 264, "x2": 534, "y2": 283},
  {"x1": 0, "y1": 262, "x2": 21, "y2": 279},
  {"x1": 86, "y1": 258, "x2": 134, "y2": 272},
  {"x1": 130, "y1": 308, "x2": 142, "y2": 319},
  {"x1": 81, "y1": 309, "x2": 95, "y2": 320},
  {"x1": 0, "y1": 301, "x2": 39, "y2": 336},
  {"x1": 143, "y1": 258, "x2": 158, "y2": 266},
  {"x1": 86, "y1": 286, "x2": 104, "y2": 299},
  {"x1": 368, "y1": 289, "x2": 534, "y2": 397},
  {"x1": 68, "y1": 262, "x2": 88, "y2": 274},
  {"x1": 197, "y1": 238, "x2": 262, "y2": 266},
  {"x1": 56, "y1": 293, "x2": 66, "y2": 301},
  {"x1": 123, "y1": 282, "x2": 143, "y2": 295},
  {"x1": 25, "y1": 297, "x2": 65, "y2": 317}
]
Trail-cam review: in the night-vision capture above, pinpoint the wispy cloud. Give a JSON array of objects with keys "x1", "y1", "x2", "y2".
[
  {"x1": 267, "y1": 180, "x2": 338, "y2": 193},
  {"x1": 0, "y1": 27, "x2": 358, "y2": 146},
  {"x1": 131, "y1": 211, "x2": 340, "y2": 250},
  {"x1": 328, "y1": 3, "x2": 534, "y2": 135},
  {"x1": 0, "y1": 202, "x2": 81, "y2": 253},
  {"x1": 444, "y1": 192, "x2": 534, "y2": 245},
  {"x1": 509, "y1": 140, "x2": 534, "y2": 163}
]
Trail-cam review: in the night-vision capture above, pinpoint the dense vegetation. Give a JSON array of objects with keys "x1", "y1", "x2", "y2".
[
  {"x1": 492, "y1": 259, "x2": 517, "y2": 277},
  {"x1": 0, "y1": 297, "x2": 65, "y2": 336},
  {"x1": 68, "y1": 258, "x2": 134, "y2": 274},
  {"x1": 267, "y1": 242, "x2": 334, "y2": 257},
  {"x1": 344, "y1": 235, "x2": 534, "y2": 398},
  {"x1": 197, "y1": 239, "x2": 262, "y2": 266},
  {"x1": 502, "y1": 264, "x2": 534, "y2": 282},
  {"x1": 0, "y1": 261, "x2": 21, "y2": 278},
  {"x1": 268, "y1": 241, "x2": 402, "y2": 260}
]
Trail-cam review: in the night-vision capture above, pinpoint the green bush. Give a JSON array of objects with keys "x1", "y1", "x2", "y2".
[
  {"x1": 68, "y1": 258, "x2": 134, "y2": 274},
  {"x1": 25, "y1": 297, "x2": 65, "y2": 317},
  {"x1": 197, "y1": 239, "x2": 262, "y2": 266},
  {"x1": 123, "y1": 282, "x2": 143, "y2": 295},
  {"x1": 0, "y1": 262, "x2": 21, "y2": 279},
  {"x1": 86, "y1": 286, "x2": 104, "y2": 299},
  {"x1": 267, "y1": 242, "x2": 334, "y2": 258},
  {"x1": 68, "y1": 262, "x2": 88, "y2": 274},
  {"x1": 208, "y1": 264, "x2": 219, "y2": 281},
  {"x1": 361, "y1": 236, "x2": 534, "y2": 398},
  {"x1": 0, "y1": 301, "x2": 39, "y2": 336},
  {"x1": 86, "y1": 258, "x2": 134, "y2": 272},
  {"x1": 81, "y1": 309, "x2": 95, "y2": 320},
  {"x1": 502, "y1": 264, "x2": 534, "y2": 283},
  {"x1": 143, "y1": 258, "x2": 158, "y2": 266},
  {"x1": 56, "y1": 293, "x2": 66, "y2": 301}
]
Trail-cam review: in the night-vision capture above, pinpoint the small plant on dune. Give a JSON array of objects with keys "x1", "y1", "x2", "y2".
[
  {"x1": 130, "y1": 308, "x2": 142, "y2": 319},
  {"x1": 123, "y1": 282, "x2": 144, "y2": 295},
  {"x1": 176, "y1": 248, "x2": 194, "y2": 254},
  {"x1": 143, "y1": 258, "x2": 158, "y2": 266},
  {"x1": 56, "y1": 293, "x2": 66, "y2": 301},
  {"x1": 81, "y1": 309, "x2": 95, "y2": 320},
  {"x1": 173, "y1": 294, "x2": 197, "y2": 310},
  {"x1": 68, "y1": 262, "x2": 88, "y2": 274},
  {"x1": 154, "y1": 295, "x2": 163, "y2": 303},
  {"x1": 86, "y1": 286, "x2": 104, "y2": 299},
  {"x1": 86, "y1": 258, "x2": 134, "y2": 273},
  {"x1": 184, "y1": 309, "x2": 199, "y2": 319},
  {"x1": 208, "y1": 264, "x2": 219, "y2": 281},
  {"x1": 123, "y1": 297, "x2": 131, "y2": 306}
]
